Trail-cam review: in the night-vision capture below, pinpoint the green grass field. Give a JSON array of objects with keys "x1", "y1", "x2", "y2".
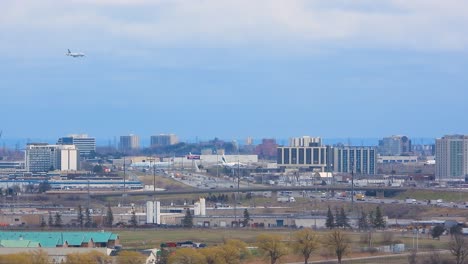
[
  {"x1": 117, "y1": 228, "x2": 450, "y2": 249},
  {"x1": 118, "y1": 228, "x2": 294, "y2": 248},
  {"x1": 394, "y1": 189, "x2": 468, "y2": 202}
]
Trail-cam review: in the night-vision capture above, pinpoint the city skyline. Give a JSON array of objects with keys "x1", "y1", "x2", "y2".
[
  {"x1": 0, "y1": 135, "x2": 437, "y2": 150},
  {"x1": 1, "y1": 1, "x2": 468, "y2": 139}
]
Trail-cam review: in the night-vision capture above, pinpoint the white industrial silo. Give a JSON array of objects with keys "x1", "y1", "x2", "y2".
[
  {"x1": 200, "y1": 197, "x2": 206, "y2": 216},
  {"x1": 146, "y1": 201, "x2": 154, "y2": 224}
]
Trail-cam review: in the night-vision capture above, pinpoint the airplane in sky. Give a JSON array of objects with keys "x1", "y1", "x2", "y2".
[
  {"x1": 65, "y1": 49, "x2": 85, "y2": 57},
  {"x1": 220, "y1": 154, "x2": 247, "y2": 169}
]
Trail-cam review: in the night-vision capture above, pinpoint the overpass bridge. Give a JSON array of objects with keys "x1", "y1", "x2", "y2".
[{"x1": 87, "y1": 185, "x2": 411, "y2": 198}]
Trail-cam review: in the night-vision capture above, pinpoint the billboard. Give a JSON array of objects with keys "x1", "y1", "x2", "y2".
[{"x1": 187, "y1": 155, "x2": 201, "y2": 160}]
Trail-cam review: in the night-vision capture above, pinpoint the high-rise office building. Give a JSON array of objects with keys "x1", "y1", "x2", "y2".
[
  {"x1": 436, "y1": 135, "x2": 468, "y2": 180},
  {"x1": 25, "y1": 143, "x2": 79, "y2": 173},
  {"x1": 119, "y1": 134, "x2": 140, "y2": 152},
  {"x1": 150, "y1": 134, "x2": 178, "y2": 147},
  {"x1": 276, "y1": 145, "x2": 376, "y2": 175},
  {"x1": 289, "y1": 136, "x2": 322, "y2": 147},
  {"x1": 378, "y1": 135, "x2": 411, "y2": 156},
  {"x1": 277, "y1": 145, "x2": 333, "y2": 171},
  {"x1": 57, "y1": 134, "x2": 96, "y2": 157},
  {"x1": 333, "y1": 146, "x2": 376, "y2": 175}
]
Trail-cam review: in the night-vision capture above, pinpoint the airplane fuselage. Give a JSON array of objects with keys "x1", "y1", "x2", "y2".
[
  {"x1": 67, "y1": 53, "x2": 85, "y2": 57},
  {"x1": 66, "y1": 50, "x2": 85, "y2": 57}
]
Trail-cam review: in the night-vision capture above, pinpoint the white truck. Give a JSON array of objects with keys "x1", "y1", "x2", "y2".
[
  {"x1": 277, "y1": 197, "x2": 296, "y2": 203},
  {"x1": 405, "y1": 198, "x2": 417, "y2": 204},
  {"x1": 429, "y1": 199, "x2": 443, "y2": 205}
]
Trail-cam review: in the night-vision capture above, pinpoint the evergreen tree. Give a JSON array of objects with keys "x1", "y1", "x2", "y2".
[
  {"x1": 335, "y1": 207, "x2": 342, "y2": 228},
  {"x1": 54, "y1": 212, "x2": 62, "y2": 227},
  {"x1": 105, "y1": 203, "x2": 114, "y2": 227},
  {"x1": 77, "y1": 205, "x2": 84, "y2": 229},
  {"x1": 373, "y1": 206, "x2": 386, "y2": 229},
  {"x1": 85, "y1": 208, "x2": 92, "y2": 228},
  {"x1": 339, "y1": 207, "x2": 350, "y2": 228},
  {"x1": 242, "y1": 209, "x2": 251, "y2": 227},
  {"x1": 431, "y1": 225, "x2": 445, "y2": 240},
  {"x1": 48, "y1": 213, "x2": 53, "y2": 227},
  {"x1": 358, "y1": 210, "x2": 369, "y2": 230},
  {"x1": 182, "y1": 208, "x2": 193, "y2": 228},
  {"x1": 158, "y1": 249, "x2": 170, "y2": 264},
  {"x1": 40, "y1": 217, "x2": 46, "y2": 229},
  {"x1": 368, "y1": 210, "x2": 375, "y2": 229},
  {"x1": 130, "y1": 209, "x2": 138, "y2": 228},
  {"x1": 325, "y1": 206, "x2": 335, "y2": 229},
  {"x1": 38, "y1": 182, "x2": 51, "y2": 193},
  {"x1": 450, "y1": 225, "x2": 462, "y2": 236}
]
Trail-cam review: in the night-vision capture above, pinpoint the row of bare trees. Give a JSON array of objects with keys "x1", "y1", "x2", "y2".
[
  {"x1": 166, "y1": 229, "x2": 349, "y2": 264},
  {"x1": 0, "y1": 250, "x2": 147, "y2": 264}
]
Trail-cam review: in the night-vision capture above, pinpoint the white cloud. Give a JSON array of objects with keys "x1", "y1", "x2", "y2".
[{"x1": 1, "y1": 0, "x2": 468, "y2": 55}]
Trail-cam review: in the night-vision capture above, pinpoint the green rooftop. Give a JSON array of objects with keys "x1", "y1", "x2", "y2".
[
  {"x1": 0, "y1": 239, "x2": 41, "y2": 248},
  {"x1": 0, "y1": 232, "x2": 119, "y2": 248}
]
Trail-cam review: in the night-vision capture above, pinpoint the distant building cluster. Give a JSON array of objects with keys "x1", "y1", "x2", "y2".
[
  {"x1": 4, "y1": 131, "x2": 468, "y2": 181},
  {"x1": 378, "y1": 135, "x2": 412, "y2": 156},
  {"x1": 23, "y1": 134, "x2": 97, "y2": 173}
]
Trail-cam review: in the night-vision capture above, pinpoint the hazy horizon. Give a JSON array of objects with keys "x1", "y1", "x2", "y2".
[{"x1": 0, "y1": 136, "x2": 436, "y2": 150}]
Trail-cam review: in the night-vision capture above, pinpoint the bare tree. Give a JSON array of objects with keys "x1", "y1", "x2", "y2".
[
  {"x1": 325, "y1": 230, "x2": 350, "y2": 264},
  {"x1": 292, "y1": 228, "x2": 319, "y2": 264},
  {"x1": 449, "y1": 234, "x2": 468, "y2": 264},
  {"x1": 407, "y1": 249, "x2": 417, "y2": 264},
  {"x1": 256, "y1": 234, "x2": 288, "y2": 264}
]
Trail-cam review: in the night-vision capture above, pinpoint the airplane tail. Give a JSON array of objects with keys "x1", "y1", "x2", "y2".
[
  {"x1": 221, "y1": 154, "x2": 227, "y2": 164},
  {"x1": 67, "y1": 49, "x2": 71, "y2": 53},
  {"x1": 193, "y1": 160, "x2": 201, "y2": 173}
]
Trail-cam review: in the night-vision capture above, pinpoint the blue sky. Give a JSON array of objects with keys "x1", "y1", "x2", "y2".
[{"x1": 1, "y1": 0, "x2": 468, "y2": 144}]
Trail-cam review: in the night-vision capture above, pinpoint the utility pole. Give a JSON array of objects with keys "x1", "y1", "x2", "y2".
[
  {"x1": 87, "y1": 177, "x2": 90, "y2": 210},
  {"x1": 123, "y1": 155, "x2": 126, "y2": 206},
  {"x1": 233, "y1": 141, "x2": 240, "y2": 228},
  {"x1": 216, "y1": 149, "x2": 219, "y2": 178},
  {"x1": 151, "y1": 157, "x2": 156, "y2": 193},
  {"x1": 351, "y1": 158, "x2": 354, "y2": 214},
  {"x1": 153, "y1": 157, "x2": 156, "y2": 224}
]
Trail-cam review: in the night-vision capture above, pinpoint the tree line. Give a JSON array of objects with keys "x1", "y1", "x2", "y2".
[{"x1": 325, "y1": 206, "x2": 386, "y2": 230}]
